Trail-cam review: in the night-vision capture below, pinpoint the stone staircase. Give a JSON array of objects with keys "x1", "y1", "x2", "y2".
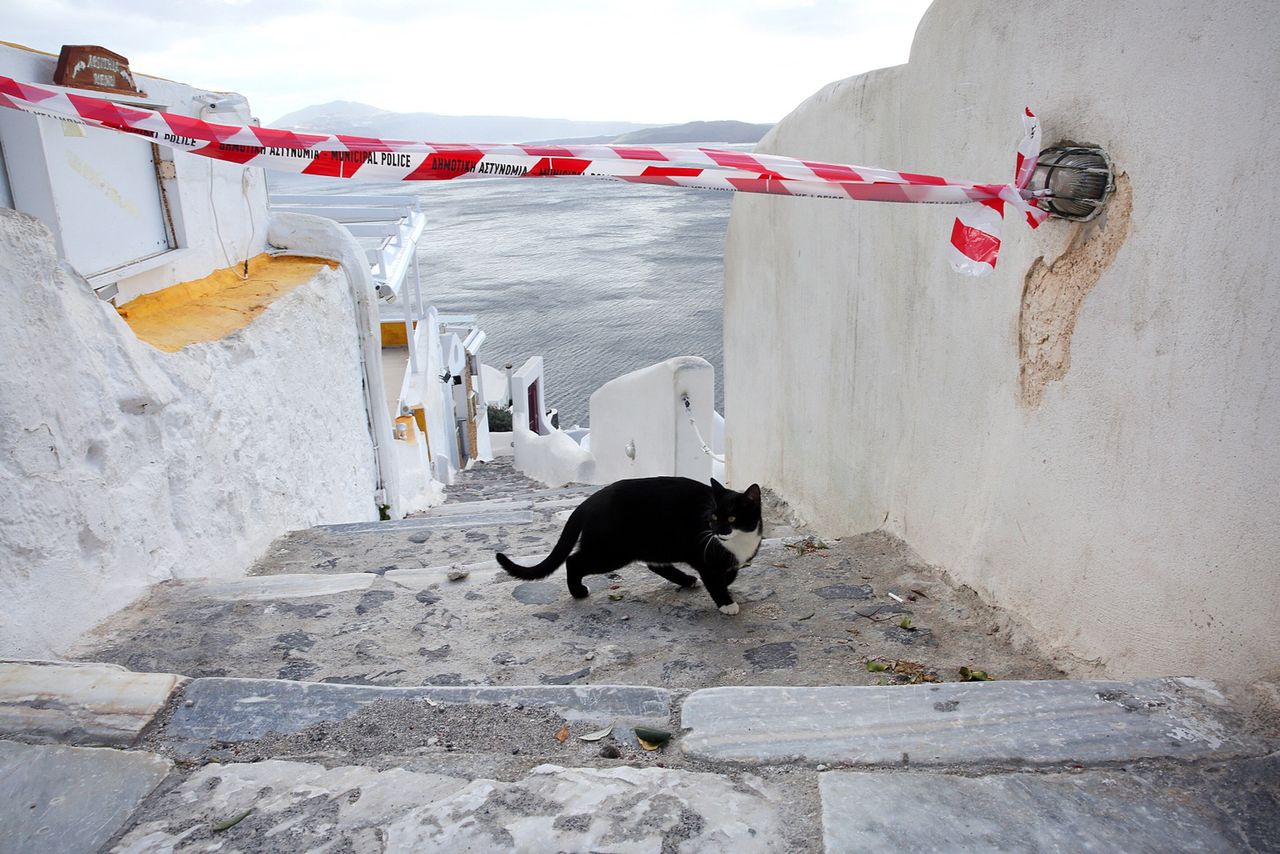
[{"x1": 2, "y1": 456, "x2": 1277, "y2": 852}]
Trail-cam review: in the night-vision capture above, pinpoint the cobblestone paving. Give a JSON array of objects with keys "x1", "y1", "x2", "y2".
[{"x1": 26, "y1": 458, "x2": 1280, "y2": 854}]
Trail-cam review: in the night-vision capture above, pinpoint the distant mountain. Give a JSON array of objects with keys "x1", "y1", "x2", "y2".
[
  {"x1": 271, "y1": 101, "x2": 658, "y2": 144},
  {"x1": 272, "y1": 100, "x2": 389, "y2": 126},
  {"x1": 272, "y1": 103, "x2": 774, "y2": 146},
  {"x1": 533, "y1": 120, "x2": 774, "y2": 146},
  {"x1": 612, "y1": 120, "x2": 773, "y2": 145}
]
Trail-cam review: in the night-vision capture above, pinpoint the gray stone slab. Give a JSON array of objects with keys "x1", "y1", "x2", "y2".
[
  {"x1": 250, "y1": 511, "x2": 564, "y2": 576},
  {"x1": 512, "y1": 581, "x2": 562, "y2": 604},
  {"x1": 382, "y1": 555, "x2": 544, "y2": 588},
  {"x1": 820, "y1": 767, "x2": 1266, "y2": 853},
  {"x1": 114, "y1": 759, "x2": 786, "y2": 853},
  {"x1": 163, "y1": 677, "x2": 671, "y2": 753},
  {"x1": 319, "y1": 510, "x2": 533, "y2": 534},
  {"x1": 814, "y1": 583, "x2": 872, "y2": 600},
  {"x1": 532, "y1": 496, "x2": 590, "y2": 511},
  {"x1": 0, "y1": 661, "x2": 184, "y2": 746},
  {"x1": 179, "y1": 571, "x2": 375, "y2": 600},
  {"x1": 681, "y1": 678, "x2": 1262, "y2": 766},
  {"x1": 0, "y1": 740, "x2": 171, "y2": 854},
  {"x1": 415, "y1": 498, "x2": 533, "y2": 515},
  {"x1": 526, "y1": 484, "x2": 599, "y2": 498}
]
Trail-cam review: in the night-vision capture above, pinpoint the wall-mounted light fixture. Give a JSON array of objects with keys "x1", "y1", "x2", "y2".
[
  {"x1": 1029, "y1": 144, "x2": 1115, "y2": 221},
  {"x1": 193, "y1": 93, "x2": 251, "y2": 123}
]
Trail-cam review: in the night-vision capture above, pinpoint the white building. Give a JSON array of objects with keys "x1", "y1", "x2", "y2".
[
  {"x1": 723, "y1": 0, "x2": 1280, "y2": 681},
  {"x1": 0, "y1": 42, "x2": 488, "y2": 657}
]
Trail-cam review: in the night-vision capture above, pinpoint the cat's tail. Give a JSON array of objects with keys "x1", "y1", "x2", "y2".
[{"x1": 495, "y1": 509, "x2": 582, "y2": 579}]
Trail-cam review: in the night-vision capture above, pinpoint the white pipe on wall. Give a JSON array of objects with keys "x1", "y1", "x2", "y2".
[{"x1": 267, "y1": 211, "x2": 403, "y2": 518}]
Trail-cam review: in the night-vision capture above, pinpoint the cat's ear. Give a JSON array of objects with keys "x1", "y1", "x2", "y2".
[
  {"x1": 710, "y1": 478, "x2": 726, "y2": 495},
  {"x1": 745, "y1": 484, "x2": 761, "y2": 504}
]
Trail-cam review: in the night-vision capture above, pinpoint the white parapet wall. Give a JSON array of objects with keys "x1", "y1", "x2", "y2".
[
  {"x1": 267, "y1": 212, "x2": 404, "y2": 517},
  {"x1": 0, "y1": 209, "x2": 379, "y2": 658},
  {"x1": 404, "y1": 308, "x2": 459, "y2": 486},
  {"x1": 589, "y1": 356, "x2": 715, "y2": 485},
  {"x1": 508, "y1": 355, "x2": 595, "y2": 487},
  {"x1": 722, "y1": 1, "x2": 1280, "y2": 680},
  {"x1": 511, "y1": 356, "x2": 548, "y2": 436},
  {"x1": 512, "y1": 424, "x2": 595, "y2": 488}
]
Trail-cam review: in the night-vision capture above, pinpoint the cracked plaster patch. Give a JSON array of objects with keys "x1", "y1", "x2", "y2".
[{"x1": 1018, "y1": 174, "x2": 1132, "y2": 407}]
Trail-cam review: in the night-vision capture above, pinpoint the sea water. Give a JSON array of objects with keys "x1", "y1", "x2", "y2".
[{"x1": 269, "y1": 174, "x2": 730, "y2": 426}]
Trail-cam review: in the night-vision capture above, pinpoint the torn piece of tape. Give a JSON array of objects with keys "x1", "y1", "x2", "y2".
[{"x1": 0, "y1": 75, "x2": 1047, "y2": 275}]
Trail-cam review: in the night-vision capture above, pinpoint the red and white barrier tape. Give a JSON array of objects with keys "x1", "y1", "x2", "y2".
[
  {"x1": 946, "y1": 107, "x2": 1050, "y2": 275},
  {"x1": 0, "y1": 75, "x2": 1049, "y2": 275}
]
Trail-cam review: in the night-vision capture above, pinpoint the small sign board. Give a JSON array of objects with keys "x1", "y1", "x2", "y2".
[{"x1": 54, "y1": 45, "x2": 144, "y2": 97}]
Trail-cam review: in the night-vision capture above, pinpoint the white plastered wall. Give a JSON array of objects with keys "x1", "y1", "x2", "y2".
[
  {"x1": 588, "y1": 356, "x2": 715, "y2": 485},
  {"x1": 0, "y1": 210, "x2": 378, "y2": 658},
  {"x1": 723, "y1": 1, "x2": 1280, "y2": 680}
]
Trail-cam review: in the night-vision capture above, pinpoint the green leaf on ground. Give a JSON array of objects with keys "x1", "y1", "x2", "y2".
[
  {"x1": 866, "y1": 660, "x2": 889, "y2": 672},
  {"x1": 959, "y1": 667, "x2": 994, "y2": 681},
  {"x1": 633, "y1": 726, "x2": 672, "y2": 750},
  {"x1": 212, "y1": 808, "x2": 253, "y2": 832},
  {"x1": 579, "y1": 724, "x2": 614, "y2": 742}
]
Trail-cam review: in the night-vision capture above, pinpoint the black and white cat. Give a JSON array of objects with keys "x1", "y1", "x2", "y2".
[{"x1": 496, "y1": 477, "x2": 763, "y2": 614}]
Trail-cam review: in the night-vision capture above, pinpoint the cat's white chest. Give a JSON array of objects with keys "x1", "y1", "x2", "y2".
[{"x1": 718, "y1": 527, "x2": 762, "y2": 566}]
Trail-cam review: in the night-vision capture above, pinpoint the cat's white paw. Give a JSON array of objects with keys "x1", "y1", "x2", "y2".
[{"x1": 719, "y1": 602, "x2": 740, "y2": 615}]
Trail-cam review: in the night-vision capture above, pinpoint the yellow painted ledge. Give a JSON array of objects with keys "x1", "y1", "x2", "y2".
[
  {"x1": 117, "y1": 253, "x2": 338, "y2": 352},
  {"x1": 381, "y1": 321, "x2": 416, "y2": 348}
]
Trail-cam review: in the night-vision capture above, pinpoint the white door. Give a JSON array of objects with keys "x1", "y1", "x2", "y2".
[{"x1": 40, "y1": 117, "x2": 172, "y2": 277}]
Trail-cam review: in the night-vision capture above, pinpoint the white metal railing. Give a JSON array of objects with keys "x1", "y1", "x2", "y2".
[{"x1": 269, "y1": 193, "x2": 427, "y2": 372}]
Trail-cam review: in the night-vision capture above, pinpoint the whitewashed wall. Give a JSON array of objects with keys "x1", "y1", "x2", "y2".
[
  {"x1": 723, "y1": 1, "x2": 1280, "y2": 680},
  {"x1": 510, "y1": 355, "x2": 595, "y2": 487},
  {"x1": 0, "y1": 210, "x2": 378, "y2": 658},
  {"x1": 588, "y1": 357, "x2": 715, "y2": 485}
]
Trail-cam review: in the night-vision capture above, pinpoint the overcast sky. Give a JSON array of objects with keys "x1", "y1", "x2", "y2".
[{"x1": 7, "y1": 0, "x2": 931, "y2": 126}]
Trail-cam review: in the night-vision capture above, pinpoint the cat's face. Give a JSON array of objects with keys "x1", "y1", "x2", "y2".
[{"x1": 709, "y1": 479, "x2": 763, "y2": 536}]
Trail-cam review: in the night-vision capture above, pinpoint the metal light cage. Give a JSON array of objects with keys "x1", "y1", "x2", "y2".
[{"x1": 1029, "y1": 144, "x2": 1115, "y2": 222}]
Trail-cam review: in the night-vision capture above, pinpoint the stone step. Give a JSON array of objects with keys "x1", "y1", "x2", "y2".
[
  {"x1": 251, "y1": 506, "x2": 568, "y2": 577},
  {"x1": 5, "y1": 664, "x2": 1270, "y2": 851},
  {"x1": 176, "y1": 558, "x2": 546, "y2": 601},
  {"x1": 416, "y1": 497, "x2": 533, "y2": 515},
  {"x1": 180, "y1": 572, "x2": 376, "y2": 600},
  {"x1": 381, "y1": 556, "x2": 538, "y2": 587},
  {"x1": 0, "y1": 740, "x2": 172, "y2": 854},
  {"x1": 162, "y1": 676, "x2": 672, "y2": 756},
  {"x1": 416, "y1": 494, "x2": 590, "y2": 516},
  {"x1": 521, "y1": 484, "x2": 600, "y2": 500},
  {"x1": 319, "y1": 509, "x2": 535, "y2": 534},
  {"x1": 439, "y1": 456, "x2": 598, "y2": 505},
  {"x1": 680, "y1": 679, "x2": 1265, "y2": 766},
  {"x1": 110, "y1": 758, "x2": 792, "y2": 853},
  {"x1": 0, "y1": 660, "x2": 183, "y2": 747},
  {"x1": 819, "y1": 756, "x2": 1280, "y2": 852},
  {"x1": 73, "y1": 532, "x2": 1066, "y2": 694},
  {"x1": 181, "y1": 554, "x2": 543, "y2": 598}
]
